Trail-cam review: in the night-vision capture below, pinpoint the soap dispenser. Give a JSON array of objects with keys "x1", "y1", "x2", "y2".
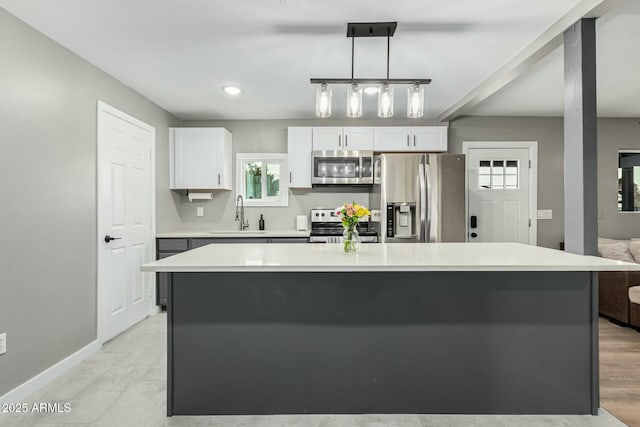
[{"x1": 259, "y1": 214, "x2": 265, "y2": 231}]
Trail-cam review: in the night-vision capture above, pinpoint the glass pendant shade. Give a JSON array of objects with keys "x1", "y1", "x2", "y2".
[
  {"x1": 407, "y1": 84, "x2": 424, "y2": 118},
  {"x1": 315, "y1": 83, "x2": 332, "y2": 118},
  {"x1": 377, "y1": 84, "x2": 394, "y2": 118},
  {"x1": 346, "y1": 83, "x2": 363, "y2": 118}
]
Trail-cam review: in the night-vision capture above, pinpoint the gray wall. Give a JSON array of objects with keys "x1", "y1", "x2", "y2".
[
  {"x1": 159, "y1": 118, "x2": 437, "y2": 232},
  {"x1": 449, "y1": 116, "x2": 640, "y2": 248},
  {"x1": 597, "y1": 119, "x2": 640, "y2": 239},
  {"x1": 0, "y1": 8, "x2": 179, "y2": 397}
]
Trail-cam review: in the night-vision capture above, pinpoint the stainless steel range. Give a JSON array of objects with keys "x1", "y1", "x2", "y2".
[{"x1": 309, "y1": 208, "x2": 378, "y2": 243}]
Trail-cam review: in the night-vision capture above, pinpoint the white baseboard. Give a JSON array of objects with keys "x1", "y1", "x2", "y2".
[{"x1": 0, "y1": 340, "x2": 101, "y2": 404}]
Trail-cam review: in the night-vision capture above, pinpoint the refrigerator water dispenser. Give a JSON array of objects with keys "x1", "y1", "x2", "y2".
[{"x1": 386, "y1": 202, "x2": 416, "y2": 238}]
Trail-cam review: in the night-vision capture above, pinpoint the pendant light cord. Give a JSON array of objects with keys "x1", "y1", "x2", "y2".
[
  {"x1": 351, "y1": 34, "x2": 355, "y2": 80},
  {"x1": 386, "y1": 29, "x2": 390, "y2": 80}
]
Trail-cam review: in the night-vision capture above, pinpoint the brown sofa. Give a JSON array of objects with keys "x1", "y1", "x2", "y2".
[
  {"x1": 629, "y1": 287, "x2": 640, "y2": 329},
  {"x1": 599, "y1": 271, "x2": 640, "y2": 325},
  {"x1": 598, "y1": 238, "x2": 640, "y2": 326}
]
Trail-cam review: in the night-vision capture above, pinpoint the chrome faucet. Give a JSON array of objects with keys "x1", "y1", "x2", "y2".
[{"x1": 235, "y1": 195, "x2": 249, "y2": 231}]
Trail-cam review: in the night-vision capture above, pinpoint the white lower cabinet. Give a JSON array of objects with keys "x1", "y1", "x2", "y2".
[
  {"x1": 287, "y1": 127, "x2": 312, "y2": 188},
  {"x1": 373, "y1": 126, "x2": 448, "y2": 152},
  {"x1": 170, "y1": 128, "x2": 232, "y2": 190}
]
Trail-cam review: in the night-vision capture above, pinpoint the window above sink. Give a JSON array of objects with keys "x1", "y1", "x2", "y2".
[{"x1": 236, "y1": 153, "x2": 289, "y2": 207}]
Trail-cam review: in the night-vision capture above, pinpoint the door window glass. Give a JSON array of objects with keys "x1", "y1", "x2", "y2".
[{"x1": 479, "y1": 160, "x2": 519, "y2": 190}]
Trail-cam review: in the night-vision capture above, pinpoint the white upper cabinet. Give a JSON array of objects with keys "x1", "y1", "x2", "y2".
[
  {"x1": 411, "y1": 126, "x2": 448, "y2": 152},
  {"x1": 287, "y1": 127, "x2": 312, "y2": 189},
  {"x1": 170, "y1": 128, "x2": 232, "y2": 190},
  {"x1": 373, "y1": 126, "x2": 448, "y2": 152},
  {"x1": 342, "y1": 127, "x2": 374, "y2": 150},
  {"x1": 372, "y1": 127, "x2": 412, "y2": 151},
  {"x1": 312, "y1": 127, "x2": 374, "y2": 151},
  {"x1": 312, "y1": 127, "x2": 344, "y2": 150}
]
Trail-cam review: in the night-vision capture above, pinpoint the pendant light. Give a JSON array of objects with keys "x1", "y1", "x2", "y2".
[
  {"x1": 311, "y1": 22, "x2": 431, "y2": 118},
  {"x1": 378, "y1": 83, "x2": 394, "y2": 118},
  {"x1": 407, "y1": 83, "x2": 424, "y2": 118},
  {"x1": 346, "y1": 83, "x2": 363, "y2": 118},
  {"x1": 315, "y1": 82, "x2": 332, "y2": 118}
]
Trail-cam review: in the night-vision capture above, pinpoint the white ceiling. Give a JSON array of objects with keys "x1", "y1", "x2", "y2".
[
  {"x1": 469, "y1": 2, "x2": 640, "y2": 117},
  {"x1": 0, "y1": 0, "x2": 586, "y2": 120}
]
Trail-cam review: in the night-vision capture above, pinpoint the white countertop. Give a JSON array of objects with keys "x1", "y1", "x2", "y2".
[
  {"x1": 141, "y1": 242, "x2": 640, "y2": 272},
  {"x1": 157, "y1": 230, "x2": 310, "y2": 238}
]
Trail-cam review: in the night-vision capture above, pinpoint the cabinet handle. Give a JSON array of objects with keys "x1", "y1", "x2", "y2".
[
  {"x1": 407, "y1": 135, "x2": 410, "y2": 147},
  {"x1": 413, "y1": 135, "x2": 416, "y2": 147},
  {"x1": 345, "y1": 135, "x2": 348, "y2": 148},
  {"x1": 338, "y1": 134, "x2": 341, "y2": 147},
  {"x1": 289, "y1": 172, "x2": 292, "y2": 184},
  {"x1": 218, "y1": 173, "x2": 221, "y2": 185}
]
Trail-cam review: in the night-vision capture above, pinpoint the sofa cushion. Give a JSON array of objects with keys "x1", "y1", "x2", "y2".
[
  {"x1": 599, "y1": 237, "x2": 622, "y2": 245},
  {"x1": 598, "y1": 239, "x2": 636, "y2": 263},
  {"x1": 629, "y1": 240, "x2": 640, "y2": 264},
  {"x1": 629, "y1": 286, "x2": 640, "y2": 305}
]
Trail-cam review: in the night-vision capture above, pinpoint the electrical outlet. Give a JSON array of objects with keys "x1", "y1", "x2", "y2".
[
  {"x1": 0, "y1": 333, "x2": 6, "y2": 355},
  {"x1": 196, "y1": 207, "x2": 204, "y2": 217}
]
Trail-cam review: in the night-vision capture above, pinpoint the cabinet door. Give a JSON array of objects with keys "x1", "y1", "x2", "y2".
[
  {"x1": 373, "y1": 127, "x2": 412, "y2": 152},
  {"x1": 269, "y1": 237, "x2": 310, "y2": 243},
  {"x1": 287, "y1": 127, "x2": 312, "y2": 188},
  {"x1": 157, "y1": 238, "x2": 189, "y2": 252},
  {"x1": 312, "y1": 127, "x2": 344, "y2": 150},
  {"x1": 156, "y1": 251, "x2": 181, "y2": 306},
  {"x1": 171, "y1": 128, "x2": 231, "y2": 189},
  {"x1": 172, "y1": 128, "x2": 218, "y2": 189},
  {"x1": 213, "y1": 129, "x2": 233, "y2": 190},
  {"x1": 343, "y1": 127, "x2": 374, "y2": 150},
  {"x1": 411, "y1": 126, "x2": 448, "y2": 152}
]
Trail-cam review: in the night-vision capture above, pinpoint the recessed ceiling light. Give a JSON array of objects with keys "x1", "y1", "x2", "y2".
[
  {"x1": 364, "y1": 87, "x2": 378, "y2": 95},
  {"x1": 223, "y1": 86, "x2": 242, "y2": 95}
]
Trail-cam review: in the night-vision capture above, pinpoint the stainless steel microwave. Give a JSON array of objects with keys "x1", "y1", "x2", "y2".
[{"x1": 311, "y1": 150, "x2": 374, "y2": 184}]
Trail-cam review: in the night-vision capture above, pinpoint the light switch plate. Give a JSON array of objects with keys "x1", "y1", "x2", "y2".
[
  {"x1": 0, "y1": 333, "x2": 6, "y2": 355},
  {"x1": 537, "y1": 209, "x2": 553, "y2": 220},
  {"x1": 196, "y1": 207, "x2": 204, "y2": 217}
]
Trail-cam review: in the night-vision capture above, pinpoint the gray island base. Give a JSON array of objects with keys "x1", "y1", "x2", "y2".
[
  {"x1": 140, "y1": 242, "x2": 640, "y2": 417},
  {"x1": 167, "y1": 270, "x2": 597, "y2": 416}
]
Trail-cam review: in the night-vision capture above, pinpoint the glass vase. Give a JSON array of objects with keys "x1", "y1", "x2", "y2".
[{"x1": 343, "y1": 226, "x2": 361, "y2": 253}]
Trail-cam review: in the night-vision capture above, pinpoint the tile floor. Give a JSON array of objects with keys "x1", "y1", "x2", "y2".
[{"x1": 0, "y1": 314, "x2": 628, "y2": 427}]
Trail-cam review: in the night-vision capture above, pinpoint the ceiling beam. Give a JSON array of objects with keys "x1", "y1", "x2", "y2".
[{"x1": 436, "y1": 0, "x2": 623, "y2": 123}]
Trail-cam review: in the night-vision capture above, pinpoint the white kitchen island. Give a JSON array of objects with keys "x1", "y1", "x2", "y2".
[{"x1": 141, "y1": 243, "x2": 638, "y2": 417}]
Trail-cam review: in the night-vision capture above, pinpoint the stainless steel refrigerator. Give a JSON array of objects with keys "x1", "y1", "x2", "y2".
[{"x1": 370, "y1": 153, "x2": 466, "y2": 243}]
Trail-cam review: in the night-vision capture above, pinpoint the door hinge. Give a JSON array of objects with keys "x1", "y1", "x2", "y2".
[
  {"x1": 528, "y1": 160, "x2": 531, "y2": 168},
  {"x1": 529, "y1": 218, "x2": 532, "y2": 227}
]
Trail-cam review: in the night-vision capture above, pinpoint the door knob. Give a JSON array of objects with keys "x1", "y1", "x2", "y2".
[
  {"x1": 470, "y1": 232, "x2": 478, "y2": 238},
  {"x1": 104, "y1": 235, "x2": 122, "y2": 243},
  {"x1": 470, "y1": 215, "x2": 477, "y2": 229}
]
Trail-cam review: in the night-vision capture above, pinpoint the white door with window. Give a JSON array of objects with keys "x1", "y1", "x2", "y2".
[
  {"x1": 98, "y1": 102, "x2": 155, "y2": 343},
  {"x1": 465, "y1": 143, "x2": 537, "y2": 244}
]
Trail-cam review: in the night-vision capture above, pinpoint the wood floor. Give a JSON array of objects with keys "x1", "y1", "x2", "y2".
[{"x1": 600, "y1": 317, "x2": 640, "y2": 427}]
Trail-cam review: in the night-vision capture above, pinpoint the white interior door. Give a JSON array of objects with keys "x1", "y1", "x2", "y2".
[
  {"x1": 467, "y1": 147, "x2": 532, "y2": 244},
  {"x1": 98, "y1": 102, "x2": 154, "y2": 343}
]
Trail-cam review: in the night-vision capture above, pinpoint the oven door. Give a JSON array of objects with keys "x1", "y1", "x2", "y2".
[{"x1": 311, "y1": 150, "x2": 373, "y2": 184}]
